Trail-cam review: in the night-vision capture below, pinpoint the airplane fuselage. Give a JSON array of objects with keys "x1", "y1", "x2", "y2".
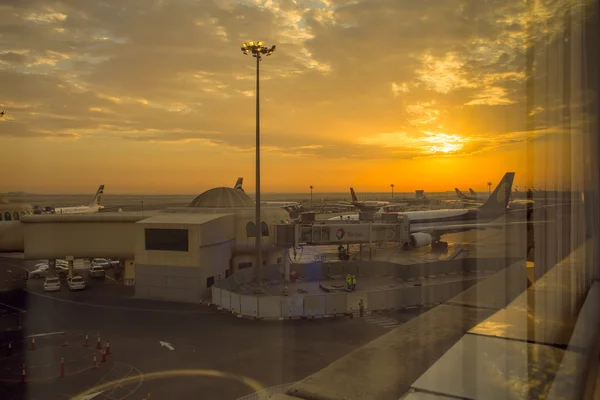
[{"x1": 53, "y1": 206, "x2": 102, "y2": 215}]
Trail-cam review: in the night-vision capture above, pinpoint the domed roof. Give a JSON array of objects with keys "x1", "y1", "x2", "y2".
[{"x1": 189, "y1": 187, "x2": 255, "y2": 208}]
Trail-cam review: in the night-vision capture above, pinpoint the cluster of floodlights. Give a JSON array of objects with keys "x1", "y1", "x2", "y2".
[{"x1": 241, "y1": 41, "x2": 276, "y2": 58}]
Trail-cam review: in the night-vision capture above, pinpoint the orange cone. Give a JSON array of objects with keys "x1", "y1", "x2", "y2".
[
  {"x1": 96, "y1": 335, "x2": 102, "y2": 350},
  {"x1": 105, "y1": 341, "x2": 111, "y2": 355},
  {"x1": 31, "y1": 337, "x2": 36, "y2": 350},
  {"x1": 60, "y1": 357, "x2": 65, "y2": 378},
  {"x1": 93, "y1": 353, "x2": 98, "y2": 368},
  {"x1": 21, "y1": 364, "x2": 26, "y2": 384},
  {"x1": 101, "y1": 347, "x2": 107, "y2": 363},
  {"x1": 84, "y1": 334, "x2": 89, "y2": 347}
]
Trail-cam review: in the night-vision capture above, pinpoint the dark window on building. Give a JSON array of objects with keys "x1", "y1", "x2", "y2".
[
  {"x1": 238, "y1": 262, "x2": 252, "y2": 270},
  {"x1": 261, "y1": 221, "x2": 269, "y2": 237},
  {"x1": 206, "y1": 276, "x2": 215, "y2": 288},
  {"x1": 246, "y1": 222, "x2": 256, "y2": 237},
  {"x1": 4, "y1": 212, "x2": 11, "y2": 221},
  {"x1": 13, "y1": 212, "x2": 19, "y2": 221},
  {"x1": 145, "y1": 228, "x2": 189, "y2": 252}
]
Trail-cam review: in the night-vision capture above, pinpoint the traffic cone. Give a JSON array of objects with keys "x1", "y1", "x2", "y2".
[
  {"x1": 96, "y1": 335, "x2": 102, "y2": 350},
  {"x1": 84, "y1": 334, "x2": 89, "y2": 347},
  {"x1": 105, "y1": 341, "x2": 111, "y2": 355},
  {"x1": 7, "y1": 342, "x2": 12, "y2": 356},
  {"x1": 288, "y1": 310, "x2": 292, "y2": 320},
  {"x1": 31, "y1": 337, "x2": 36, "y2": 350},
  {"x1": 333, "y1": 308, "x2": 337, "y2": 317},
  {"x1": 101, "y1": 347, "x2": 107, "y2": 363},
  {"x1": 62, "y1": 333, "x2": 69, "y2": 346},
  {"x1": 21, "y1": 364, "x2": 26, "y2": 384},
  {"x1": 60, "y1": 357, "x2": 65, "y2": 378},
  {"x1": 93, "y1": 353, "x2": 98, "y2": 368}
]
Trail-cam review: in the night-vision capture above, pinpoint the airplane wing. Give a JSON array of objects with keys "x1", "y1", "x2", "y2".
[{"x1": 410, "y1": 220, "x2": 545, "y2": 236}]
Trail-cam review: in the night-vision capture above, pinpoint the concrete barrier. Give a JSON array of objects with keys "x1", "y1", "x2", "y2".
[
  {"x1": 402, "y1": 286, "x2": 422, "y2": 307},
  {"x1": 367, "y1": 291, "x2": 386, "y2": 310},
  {"x1": 421, "y1": 282, "x2": 450, "y2": 305},
  {"x1": 325, "y1": 294, "x2": 347, "y2": 315},
  {"x1": 221, "y1": 289, "x2": 231, "y2": 309},
  {"x1": 258, "y1": 296, "x2": 282, "y2": 319},
  {"x1": 282, "y1": 296, "x2": 304, "y2": 318},
  {"x1": 240, "y1": 295, "x2": 258, "y2": 318},
  {"x1": 230, "y1": 292, "x2": 241, "y2": 314},
  {"x1": 384, "y1": 290, "x2": 402, "y2": 310},
  {"x1": 212, "y1": 287, "x2": 222, "y2": 306},
  {"x1": 304, "y1": 295, "x2": 327, "y2": 317}
]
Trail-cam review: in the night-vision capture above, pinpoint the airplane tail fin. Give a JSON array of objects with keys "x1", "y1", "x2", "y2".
[
  {"x1": 469, "y1": 188, "x2": 477, "y2": 196},
  {"x1": 89, "y1": 185, "x2": 104, "y2": 207},
  {"x1": 234, "y1": 177, "x2": 244, "y2": 192},
  {"x1": 350, "y1": 188, "x2": 358, "y2": 202},
  {"x1": 455, "y1": 188, "x2": 466, "y2": 199},
  {"x1": 478, "y1": 173, "x2": 515, "y2": 215}
]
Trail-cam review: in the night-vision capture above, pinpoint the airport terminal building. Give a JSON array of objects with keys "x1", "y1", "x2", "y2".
[{"x1": 20, "y1": 187, "x2": 289, "y2": 303}]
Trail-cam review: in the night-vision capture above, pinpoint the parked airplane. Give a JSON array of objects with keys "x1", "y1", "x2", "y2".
[
  {"x1": 455, "y1": 188, "x2": 488, "y2": 202},
  {"x1": 233, "y1": 178, "x2": 301, "y2": 210},
  {"x1": 52, "y1": 185, "x2": 105, "y2": 215},
  {"x1": 331, "y1": 172, "x2": 520, "y2": 251},
  {"x1": 334, "y1": 188, "x2": 390, "y2": 212}
]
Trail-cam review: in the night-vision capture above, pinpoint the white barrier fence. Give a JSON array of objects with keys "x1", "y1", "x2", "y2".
[{"x1": 211, "y1": 278, "x2": 477, "y2": 319}]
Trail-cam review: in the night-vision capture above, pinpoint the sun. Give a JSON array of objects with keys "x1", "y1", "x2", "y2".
[{"x1": 421, "y1": 131, "x2": 466, "y2": 154}]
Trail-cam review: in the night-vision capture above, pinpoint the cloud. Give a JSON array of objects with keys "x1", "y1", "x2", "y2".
[{"x1": 0, "y1": 0, "x2": 590, "y2": 190}]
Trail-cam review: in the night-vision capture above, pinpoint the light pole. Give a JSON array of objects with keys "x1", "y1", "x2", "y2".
[
  {"x1": 310, "y1": 185, "x2": 313, "y2": 208},
  {"x1": 241, "y1": 41, "x2": 276, "y2": 293},
  {"x1": 390, "y1": 183, "x2": 395, "y2": 200},
  {"x1": 487, "y1": 181, "x2": 492, "y2": 195}
]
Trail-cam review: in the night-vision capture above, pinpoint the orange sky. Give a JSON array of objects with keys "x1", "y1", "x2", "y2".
[{"x1": 0, "y1": 0, "x2": 590, "y2": 194}]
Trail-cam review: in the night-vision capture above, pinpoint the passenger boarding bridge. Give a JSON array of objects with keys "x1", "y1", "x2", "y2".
[{"x1": 274, "y1": 213, "x2": 411, "y2": 259}]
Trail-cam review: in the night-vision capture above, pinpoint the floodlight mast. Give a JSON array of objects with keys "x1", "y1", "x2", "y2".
[{"x1": 240, "y1": 41, "x2": 276, "y2": 293}]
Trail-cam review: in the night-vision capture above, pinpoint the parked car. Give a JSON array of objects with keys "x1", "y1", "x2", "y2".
[
  {"x1": 55, "y1": 265, "x2": 69, "y2": 278},
  {"x1": 66, "y1": 276, "x2": 86, "y2": 291},
  {"x1": 28, "y1": 265, "x2": 49, "y2": 279},
  {"x1": 43, "y1": 277, "x2": 61, "y2": 292},
  {"x1": 91, "y1": 258, "x2": 111, "y2": 268},
  {"x1": 88, "y1": 266, "x2": 106, "y2": 279}
]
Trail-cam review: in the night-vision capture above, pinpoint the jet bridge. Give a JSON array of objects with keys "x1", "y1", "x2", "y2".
[{"x1": 274, "y1": 215, "x2": 411, "y2": 247}]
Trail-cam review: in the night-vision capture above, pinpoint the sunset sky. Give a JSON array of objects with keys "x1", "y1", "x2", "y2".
[{"x1": 0, "y1": 0, "x2": 588, "y2": 194}]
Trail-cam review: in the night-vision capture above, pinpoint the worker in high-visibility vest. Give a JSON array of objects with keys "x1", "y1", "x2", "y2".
[
  {"x1": 346, "y1": 274, "x2": 351, "y2": 290},
  {"x1": 351, "y1": 275, "x2": 357, "y2": 291}
]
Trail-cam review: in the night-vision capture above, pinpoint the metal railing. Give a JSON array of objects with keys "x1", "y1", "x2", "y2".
[{"x1": 236, "y1": 382, "x2": 296, "y2": 400}]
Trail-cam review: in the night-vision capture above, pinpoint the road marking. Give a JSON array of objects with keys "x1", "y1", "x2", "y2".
[
  {"x1": 26, "y1": 331, "x2": 65, "y2": 338},
  {"x1": 159, "y1": 341, "x2": 174, "y2": 351},
  {"x1": 105, "y1": 275, "x2": 116, "y2": 281},
  {"x1": 76, "y1": 392, "x2": 103, "y2": 400},
  {"x1": 0, "y1": 302, "x2": 26, "y2": 312}
]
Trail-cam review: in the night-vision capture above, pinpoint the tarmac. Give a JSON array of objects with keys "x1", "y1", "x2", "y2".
[{"x1": 0, "y1": 255, "x2": 437, "y2": 400}]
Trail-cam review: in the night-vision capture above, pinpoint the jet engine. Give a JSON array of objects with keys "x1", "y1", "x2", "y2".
[{"x1": 409, "y1": 232, "x2": 433, "y2": 248}]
